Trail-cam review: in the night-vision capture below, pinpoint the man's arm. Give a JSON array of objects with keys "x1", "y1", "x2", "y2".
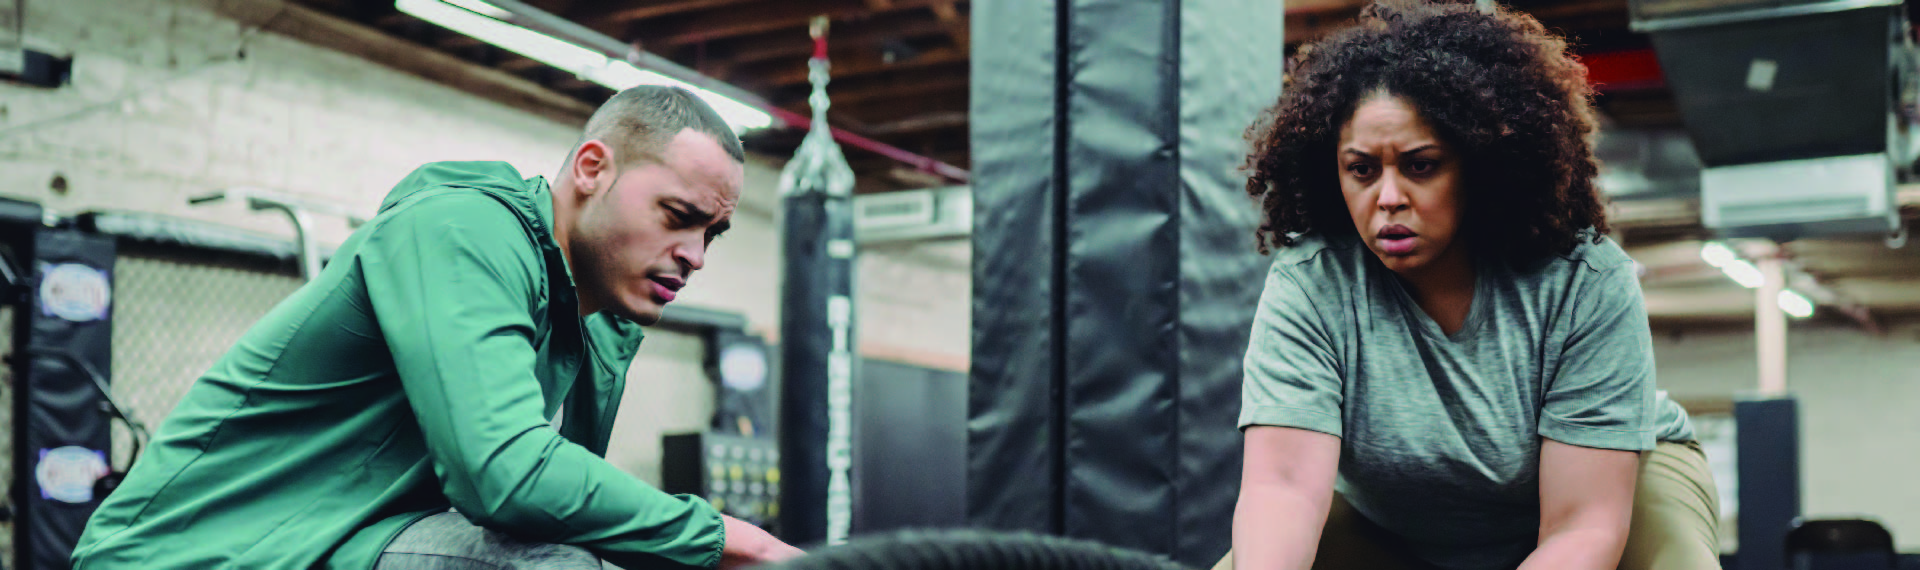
[
  {"x1": 360, "y1": 193, "x2": 778, "y2": 568},
  {"x1": 1233, "y1": 426, "x2": 1341, "y2": 570},
  {"x1": 1518, "y1": 439, "x2": 1639, "y2": 570}
]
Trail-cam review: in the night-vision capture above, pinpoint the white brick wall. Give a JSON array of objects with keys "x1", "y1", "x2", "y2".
[{"x1": 1655, "y1": 322, "x2": 1920, "y2": 551}]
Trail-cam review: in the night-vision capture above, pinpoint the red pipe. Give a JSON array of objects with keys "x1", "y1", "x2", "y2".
[
  {"x1": 773, "y1": 107, "x2": 971, "y2": 183},
  {"x1": 1582, "y1": 48, "x2": 1666, "y2": 93}
]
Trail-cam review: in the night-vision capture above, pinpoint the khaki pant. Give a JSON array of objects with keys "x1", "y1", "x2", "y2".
[{"x1": 1215, "y1": 441, "x2": 1721, "y2": 570}]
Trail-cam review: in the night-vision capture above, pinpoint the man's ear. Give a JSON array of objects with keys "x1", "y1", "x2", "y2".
[{"x1": 570, "y1": 140, "x2": 615, "y2": 196}]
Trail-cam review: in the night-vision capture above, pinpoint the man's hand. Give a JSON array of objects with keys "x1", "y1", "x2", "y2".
[{"x1": 719, "y1": 515, "x2": 804, "y2": 569}]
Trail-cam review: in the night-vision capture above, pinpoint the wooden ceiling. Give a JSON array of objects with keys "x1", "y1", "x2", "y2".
[
  {"x1": 293, "y1": 0, "x2": 972, "y2": 192},
  {"x1": 284, "y1": 0, "x2": 1920, "y2": 328}
]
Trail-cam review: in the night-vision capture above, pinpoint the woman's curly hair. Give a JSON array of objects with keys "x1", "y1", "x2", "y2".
[{"x1": 1245, "y1": 0, "x2": 1609, "y2": 263}]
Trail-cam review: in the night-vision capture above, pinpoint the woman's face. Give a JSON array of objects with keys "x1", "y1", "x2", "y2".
[{"x1": 1337, "y1": 92, "x2": 1467, "y2": 278}]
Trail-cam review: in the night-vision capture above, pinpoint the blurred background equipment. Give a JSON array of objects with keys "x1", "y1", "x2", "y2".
[
  {"x1": 1633, "y1": 0, "x2": 1919, "y2": 567},
  {"x1": 708, "y1": 328, "x2": 775, "y2": 438},
  {"x1": 662, "y1": 431, "x2": 783, "y2": 528},
  {"x1": 187, "y1": 188, "x2": 369, "y2": 282},
  {"x1": 1632, "y1": 0, "x2": 1912, "y2": 240},
  {"x1": 0, "y1": 0, "x2": 70, "y2": 88},
  {"x1": 1788, "y1": 518, "x2": 1900, "y2": 570}
]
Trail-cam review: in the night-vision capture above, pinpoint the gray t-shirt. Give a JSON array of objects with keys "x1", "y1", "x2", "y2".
[{"x1": 1238, "y1": 232, "x2": 1693, "y2": 570}]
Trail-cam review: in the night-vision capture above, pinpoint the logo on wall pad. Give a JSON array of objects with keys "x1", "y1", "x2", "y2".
[
  {"x1": 40, "y1": 262, "x2": 112, "y2": 322},
  {"x1": 37, "y1": 446, "x2": 109, "y2": 504}
]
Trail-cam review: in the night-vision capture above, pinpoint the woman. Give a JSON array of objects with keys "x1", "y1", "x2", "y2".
[{"x1": 1224, "y1": 2, "x2": 1719, "y2": 570}]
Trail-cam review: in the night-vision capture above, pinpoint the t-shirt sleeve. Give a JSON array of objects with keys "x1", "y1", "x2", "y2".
[
  {"x1": 1539, "y1": 263, "x2": 1658, "y2": 451},
  {"x1": 1239, "y1": 263, "x2": 1346, "y2": 437}
]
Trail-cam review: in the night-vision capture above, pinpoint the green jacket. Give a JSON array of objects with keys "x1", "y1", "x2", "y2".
[{"x1": 71, "y1": 161, "x2": 725, "y2": 569}]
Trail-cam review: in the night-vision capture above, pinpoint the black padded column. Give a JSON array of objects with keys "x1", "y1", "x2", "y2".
[
  {"x1": 14, "y1": 227, "x2": 117, "y2": 570},
  {"x1": 968, "y1": 0, "x2": 1280, "y2": 565}
]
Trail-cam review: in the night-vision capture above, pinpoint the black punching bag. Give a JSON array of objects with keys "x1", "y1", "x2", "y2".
[
  {"x1": 777, "y1": 19, "x2": 859, "y2": 548},
  {"x1": 967, "y1": 0, "x2": 1281, "y2": 566}
]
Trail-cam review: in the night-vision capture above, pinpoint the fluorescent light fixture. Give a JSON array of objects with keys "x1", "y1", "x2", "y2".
[
  {"x1": 1701, "y1": 243, "x2": 1819, "y2": 316},
  {"x1": 398, "y1": 0, "x2": 602, "y2": 73},
  {"x1": 1700, "y1": 242, "x2": 1763, "y2": 288},
  {"x1": 444, "y1": 0, "x2": 511, "y2": 19},
  {"x1": 1699, "y1": 242, "x2": 1738, "y2": 268},
  {"x1": 587, "y1": 61, "x2": 775, "y2": 131},
  {"x1": 395, "y1": 0, "x2": 774, "y2": 132},
  {"x1": 1720, "y1": 260, "x2": 1764, "y2": 288},
  {"x1": 1777, "y1": 289, "x2": 1814, "y2": 318}
]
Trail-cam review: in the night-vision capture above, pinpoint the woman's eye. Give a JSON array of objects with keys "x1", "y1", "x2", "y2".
[
  {"x1": 1408, "y1": 160, "x2": 1437, "y2": 175},
  {"x1": 1347, "y1": 163, "x2": 1376, "y2": 178}
]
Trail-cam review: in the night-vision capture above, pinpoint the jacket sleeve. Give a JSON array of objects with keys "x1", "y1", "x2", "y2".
[{"x1": 357, "y1": 192, "x2": 725, "y2": 569}]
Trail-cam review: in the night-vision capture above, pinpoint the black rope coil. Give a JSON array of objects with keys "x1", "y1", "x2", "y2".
[{"x1": 770, "y1": 530, "x2": 1193, "y2": 570}]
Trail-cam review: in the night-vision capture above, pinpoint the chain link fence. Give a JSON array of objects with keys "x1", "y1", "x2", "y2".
[{"x1": 1, "y1": 244, "x2": 303, "y2": 569}]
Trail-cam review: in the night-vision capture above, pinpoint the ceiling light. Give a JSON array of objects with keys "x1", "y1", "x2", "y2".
[
  {"x1": 443, "y1": 0, "x2": 511, "y2": 19},
  {"x1": 1700, "y1": 242, "x2": 1763, "y2": 288},
  {"x1": 1700, "y1": 242, "x2": 1738, "y2": 268},
  {"x1": 396, "y1": 0, "x2": 773, "y2": 132},
  {"x1": 1720, "y1": 259, "x2": 1763, "y2": 289},
  {"x1": 1777, "y1": 289, "x2": 1814, "y2": 318}
]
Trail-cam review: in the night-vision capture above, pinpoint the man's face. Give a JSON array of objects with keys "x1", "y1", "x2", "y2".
[{"x1": 573, "y1": 129, "x2": 743, "y2": 325}]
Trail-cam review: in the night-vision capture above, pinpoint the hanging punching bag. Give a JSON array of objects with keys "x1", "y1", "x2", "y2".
[{"x1": 776, "y1": 16, "x2": 859, "y2": 548}]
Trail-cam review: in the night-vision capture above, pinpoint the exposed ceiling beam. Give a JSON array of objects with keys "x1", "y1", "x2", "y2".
[
  {"x1": 214, "y1": 0, "x2": 594, "y2": 125},
  {"x1": 723, "y1": 17, "x2": 951, "y2": 64},
  {"x1": 637, "y1": 0, "x2": 956, "y2": 50},
  {"x1": 1287, "y1": 8, "x2": 1364, "y2": 45},
  {"x1": 437, "y1": 34, "x2": 487, "y2": 49},
  {"x1": 1527, "y1": 0, "x2": 1631, "y2": 20},
  {"x1": 497, "y1": 56, "x2": 546, "y2": 72},
  {"x1": 866, "y1": 111, "x2": 968, "y2": 135},
  {"x1": 756, "y1": 46, "x2": 967, "y2": 88},
  {"x1": 1288, "y1": 0, "x2": 1369, "y2": 14},
  {"x1": 1284, "y1": 0, "x2": 1628, "y2": 46},
  {"x1": 582, "y1": 0, "x2": 763, "y2": 25},
  {"x1": 855, "y1": 91, "x2": 968, "y2": 123},
  {"x1": 1612, "y1": 185, "x2": 1920, "y2": 231},
  {"x1": 815, "y1": 77, "x2": 969, "y2": 106},
  {"x1": 1785, "y1": 265, "x2": 1882, "y2": 334},
  {"x1": 928, "y1": 1, "x2": 969, "y2": 51},
  {"x1": 1631, "y1": 237, "x2": 1907, "y2": 332},
  {"x1": 552, "y1": 76, "x2": 598, "y2": 92}
]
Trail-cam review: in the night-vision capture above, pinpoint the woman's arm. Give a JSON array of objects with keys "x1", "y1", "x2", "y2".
[
  {"x1": 1233, "y1": 426, "x2": 1342, "y2": 570},
  {"x1": 1517, "y1": 439, "x2": 1639, "y2": 570}
]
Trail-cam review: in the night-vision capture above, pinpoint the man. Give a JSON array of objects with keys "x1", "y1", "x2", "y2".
[{"x1": 71, "y1": 86, "x2": 805, "y2": 569}]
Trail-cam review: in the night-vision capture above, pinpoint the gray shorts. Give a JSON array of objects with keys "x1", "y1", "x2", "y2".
[{"x1": 376, "y1": 511, "x2": 616, "y2": 570}]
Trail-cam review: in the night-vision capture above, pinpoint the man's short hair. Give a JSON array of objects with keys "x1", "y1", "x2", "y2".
[{"x1": 578, "y1": 85, "x2": 747, "y2": 167}]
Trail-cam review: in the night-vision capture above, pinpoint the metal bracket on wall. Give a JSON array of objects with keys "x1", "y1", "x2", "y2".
[{"x1": 188, "y1": 189, "x2": 369, "y2": 282}]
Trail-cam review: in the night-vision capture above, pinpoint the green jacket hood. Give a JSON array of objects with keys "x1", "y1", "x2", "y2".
[{"x1": 380, "y1": 161, "x2": 543, "y2": 214}]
